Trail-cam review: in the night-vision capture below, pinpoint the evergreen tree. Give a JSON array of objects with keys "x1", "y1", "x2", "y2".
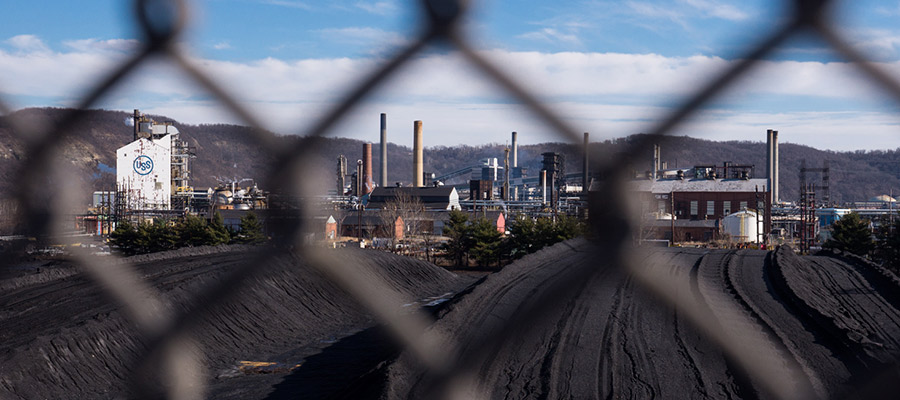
[
  {"x1": 109, "y1": 220, "x2": 141, "y2": 256},
  {"x1": 824, "y1": 212, "x2": 873, "y2": 257},
  {"x1": 141, "y1": 219, "x2": 177, "y2": 253},
  {"x1": 874, "y1": 217, "x2": 900, "y2": 274},
  {"x1": 504, "y1": 214, "x2": 587, "y2": 261},
  {"x1": 506, "y1": 214, "x2": 537, "y2": 259},
  {"x1": 443, "y1": 210, "x2": 471, "y2": 266},
  {"x1": 176, "y1": 215, "x2": 216, "y2": 247},
  {"x1": 237, "y1": 211, "x2": 267, "y2": 244},
  {"x1": 470, "y1": 217, "x2": 502, "y2": 267},
  {"x1": 209, "y1": 211, "x2": 231, "y2": 245}
]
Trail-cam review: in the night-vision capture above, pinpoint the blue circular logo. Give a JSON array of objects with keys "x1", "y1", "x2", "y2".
[{"x1": 133, "y1": 155, "x2": 154, "y2": 175}]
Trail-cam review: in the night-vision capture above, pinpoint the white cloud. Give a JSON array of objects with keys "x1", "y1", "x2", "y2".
[
  {"x1": 212, "y1": 41, "x2": 232, "y2": 50},
  {"x1": 624, "y1": 0, "x2": 747, "y2": 30},
  {"x1": 838, "y1": 27, "x2": 900, "y2": 60},
  {"x1": 63, "y1": 38, "x2": 138, "y2": 53},
  {"x1": 354, "y1": 1, "x2": 397, "y2": 16},
  {"x1": 260, "y1": 0, "x2": 311, "y2": 10},
  {"x1": 314, "y1": 27, "x2": 408, "y2": 49},
  {"x1": 680, "y1": 0, "x2": 749, "y2": 21},
  {"x1": 517, "y1": 28, "x2": 581, "y2": 45},
  {"x1": 5, "y1": 34, "x2": 51, "y2": 54},
  {"x1": 3, "y1": 35, "x2": 900, "y2": 150}
]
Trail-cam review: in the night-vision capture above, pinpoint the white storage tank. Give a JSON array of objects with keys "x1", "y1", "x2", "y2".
[{"x1": 722, "y1": 209, "x2": 760, "y2": 243}]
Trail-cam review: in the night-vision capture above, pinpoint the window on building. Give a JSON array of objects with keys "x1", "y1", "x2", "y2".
[
  {"x1": 658, "y1": 200, "x2": 666, "y2": 213},
  {"x1": 690, "y1": 201, "x2": 698, "y2": 216},
  {"x1": 740, "y1": 201, "x2": 748, "y2": 210},
  {"x1": 723, "y1": 201, "x2": 731, "y2": 215},
  {"x1": 707, "y1": 200, "x2": 715, "y2": 216}
]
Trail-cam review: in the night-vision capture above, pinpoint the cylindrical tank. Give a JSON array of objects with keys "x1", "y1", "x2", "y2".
[
  {"x1": 213, "y1": 189, "x2": 233, "y2": 205},
  {"x1": 723, "y1": 210, "x2": 760, "y2": 243}
]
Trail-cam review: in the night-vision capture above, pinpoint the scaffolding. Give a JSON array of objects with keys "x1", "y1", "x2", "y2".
[{"x1": 799, "y1": 183, "x2": 817, "y2": 254}]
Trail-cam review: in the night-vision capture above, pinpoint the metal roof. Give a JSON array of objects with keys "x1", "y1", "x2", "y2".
[{"x1": 630, "y1": 178, "x2": 769, "y2": 194}]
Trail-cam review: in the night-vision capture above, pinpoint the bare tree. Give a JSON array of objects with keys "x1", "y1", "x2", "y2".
[{"x1": 378, "y1": 190, "x2": 426, "y2": 255}]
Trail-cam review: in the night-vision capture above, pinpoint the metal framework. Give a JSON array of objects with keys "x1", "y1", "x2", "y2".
[{"x1": 2, "y1": 0, "x2": 900, "y2": 399}]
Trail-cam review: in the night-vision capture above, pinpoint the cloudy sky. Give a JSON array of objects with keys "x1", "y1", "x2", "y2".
[{"x1": 3, "y1": 0, "x2": 900, "y2": 150}]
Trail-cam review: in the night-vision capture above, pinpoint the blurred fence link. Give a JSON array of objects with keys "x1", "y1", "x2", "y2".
[{"x1": 2, "y1": 0, "x2": 898, "y2": 399}]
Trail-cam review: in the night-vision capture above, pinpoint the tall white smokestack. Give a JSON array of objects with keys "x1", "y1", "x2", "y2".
[
  {"x1": 380, "y1": 113, "x2": 387, "y2": 187},
  {"x1": 413, "y1": 120, "x2": 423, "y2": 187}
]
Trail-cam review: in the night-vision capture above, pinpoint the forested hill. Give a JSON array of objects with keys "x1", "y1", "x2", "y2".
[{"x1": 1, "y1": 107, "x2": 899, "y2": 204}]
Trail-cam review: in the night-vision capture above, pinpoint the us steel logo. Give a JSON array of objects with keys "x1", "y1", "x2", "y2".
[{"x1": 133, "y1": 155, "x2": 154, "y2": 175}]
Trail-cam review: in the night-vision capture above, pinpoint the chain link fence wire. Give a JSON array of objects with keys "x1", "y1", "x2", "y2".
[{"x1": 2, "y1": 0, "x2": 900, "y2": 398}]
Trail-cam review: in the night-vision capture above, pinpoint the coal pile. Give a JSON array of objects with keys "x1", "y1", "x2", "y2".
[
  {"x1": 0, "y1": 245, "x2": 469, "y2": 399},
  {"x1": 381, "y1": 240, "x2": 900, "y2": 399}
]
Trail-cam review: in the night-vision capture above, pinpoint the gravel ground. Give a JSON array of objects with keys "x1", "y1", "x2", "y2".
[
  {"x1": 0, "y1": 245, "x2": 473, "y2": 399},
  {"x1": 381, "y1": 240, "x2": 900, "y2": 399}
]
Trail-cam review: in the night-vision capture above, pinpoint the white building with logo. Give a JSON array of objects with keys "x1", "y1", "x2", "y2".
[{"x1": 116, "y1": 133, "x2": 172, "y2": 210}]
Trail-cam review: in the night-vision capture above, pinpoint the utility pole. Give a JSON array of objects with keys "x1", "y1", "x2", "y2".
[{"x1": 670, "y1": 191, "x2": 675, "y2": 246}]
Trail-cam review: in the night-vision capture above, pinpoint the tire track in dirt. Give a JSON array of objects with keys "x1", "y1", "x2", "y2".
[
  {"x1": 696, "y1": 250, "x2": 816, "y2": 398},
  {"x1": 0, "y1": 247, "x2": 468, "y2": 399}
]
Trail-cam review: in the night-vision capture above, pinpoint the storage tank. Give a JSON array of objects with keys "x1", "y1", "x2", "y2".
[
  {"x1": 723, "y1": 210, "x2": 760, "y2": 243},
  {"x1": 212, "y1": 189, "x2": 233, "y2": 205}
]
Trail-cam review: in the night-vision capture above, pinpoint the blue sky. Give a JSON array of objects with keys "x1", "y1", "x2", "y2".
[{"x1": 3, "y1": 0, "x2": 900, "y2": 151}]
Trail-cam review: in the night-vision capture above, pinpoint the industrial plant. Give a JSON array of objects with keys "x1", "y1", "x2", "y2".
[
  {"x1": 80, "y1": 110, "x2": 270, "y2": 235},
  {"x1": 71, "y1": 108, "x2": 899, "y2": 253}
]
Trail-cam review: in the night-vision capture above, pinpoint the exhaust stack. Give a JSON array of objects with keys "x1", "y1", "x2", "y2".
[
  {"x1": 362, "y1": 143, "x2": 375, "y2": 196},
  {"x1": 766, "y1": 129, "x2": 774, "y2": 205},
  {"x1": 413, "y1": 120, "x2": 424, "y2": 187},
  {"x1": 773, "y1": 130, "x2": 779, "y2": 204},
  {"x1": 380, "y1": 113, "x2": 388, "y2": 187},
  {"x1": 583, "y1": 132, "x2": 589, "y2": 193},
  {"x1": 511, "y1": 131, "x2": 518, "y2": 168},
  {"x1": 652, "y1": 144, "x2": 661, "y2": 180}
]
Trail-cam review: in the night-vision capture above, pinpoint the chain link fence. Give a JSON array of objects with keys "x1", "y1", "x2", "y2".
[{"x1": 2, "y1": 0, "x2": 899, "y2": 399}]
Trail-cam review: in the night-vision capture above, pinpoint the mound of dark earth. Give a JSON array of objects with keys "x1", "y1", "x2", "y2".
[
  {"x1": 0, "y1": 245, "x2": 471, "y2": 399},
  {"x1": 381, "y1": 240, "x2": 900, "y2": 399}
]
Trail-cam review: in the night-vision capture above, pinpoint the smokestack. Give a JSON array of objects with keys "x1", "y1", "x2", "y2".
[
  {"x1": 541, "y1": 170, "x2": 548, "y2": 206},
  {"x1": 652, "y1": 144, "x2": 661, "y2": 180},
  {"x1": 583, "y1": 132, "x2": 589, "y2": 194},
  {"x1": 337, "y1": 155, "x2": 347, "y2": 195},
  {"x1": 504, "y1": 148, "x2": 510, "y2": 201},
  {"x1": 133, "y1": 109, "x2": 141, "y2": 141},
  {"x1": 413, "y1": 120, "x2": 423, "y2": 187},
  {"x1": 511, "y1": 131, "x2": 518, "y2": 168},
  {"x1": 362, "y1": 143, "x2": 375, "y2": 196},
  {"x1": 380, "y1": 113, "x2": 387, "y2": 187},
  {"x1": 773, "y1": 130, "x2": 779, "y2": 204},
  {"x1": 766, "y1": 129, "x2": 773, "y2": 205}
]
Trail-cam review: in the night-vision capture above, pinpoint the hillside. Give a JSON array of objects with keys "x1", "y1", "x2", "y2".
[{"x1": 2, "y1": 108, "x2": 900, "y2": 206}]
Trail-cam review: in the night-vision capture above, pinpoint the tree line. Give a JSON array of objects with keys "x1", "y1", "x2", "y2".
[
  {"x1": 442, "y1": 210, "x2": 586, "y2": 268},
  {"x1": 823, "y1": 212, "x2": 900, "y2": 275},
  {"x1": 109, "y1": 211, "x2": 266, "y2": 256}
]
